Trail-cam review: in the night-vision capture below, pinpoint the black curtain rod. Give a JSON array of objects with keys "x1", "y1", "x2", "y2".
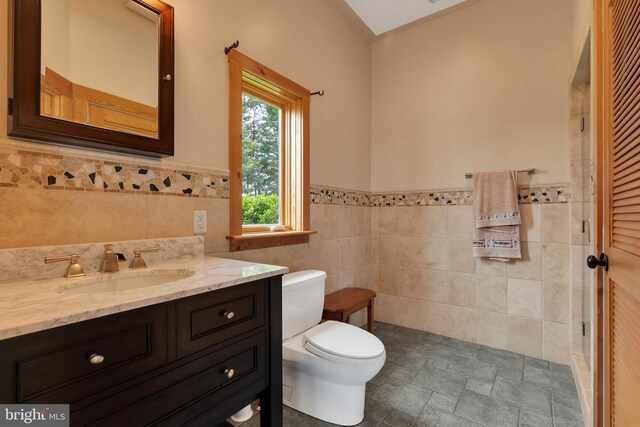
[
  {"x1": 224, "y1": 40, "x2": 239, "y2": 55},
  {"x1": 310, "y1": 90, "x2": 325, "y2": 96}
]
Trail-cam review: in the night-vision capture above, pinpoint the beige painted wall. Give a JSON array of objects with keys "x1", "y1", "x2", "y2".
[
  {"x1": 371, "y1": 0, "x2": 573, "y2": 192},
  {"x1": 169, "y1": 0, "x2": 372, "y2": 191},
  {"x1": 572, "y1": 0, "x2": 593, "y2": 67},
  {"x1": 1, "y1": 0, "x2": 373, "y2": 192}
]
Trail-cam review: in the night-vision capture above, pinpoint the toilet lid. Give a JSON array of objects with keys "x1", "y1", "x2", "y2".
[{"x1": 303, "y1": 321, "x2": 385, "y2": 360}]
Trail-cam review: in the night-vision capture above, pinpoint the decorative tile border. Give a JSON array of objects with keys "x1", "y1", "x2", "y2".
[
  {"x1": 0, "y1": 147, "x2": 569, "y2": 205},
  {"x1": 371, "y1": 185, "x2": 570, "y2": 207},
  {"x1": 310, "y1": 185, "x2": 371, "y2": 206},
  {"x1": 0, "y1": 148, "x2": 229, "y2": 198}
]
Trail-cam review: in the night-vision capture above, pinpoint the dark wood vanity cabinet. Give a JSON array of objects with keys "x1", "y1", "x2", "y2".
[{"x1": 0, "y1": 276, "x2": 283, "y2": 426}]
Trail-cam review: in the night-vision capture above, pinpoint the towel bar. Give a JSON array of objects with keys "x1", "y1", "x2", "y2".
[{"x1": 465, "y1": 168, "x2": 535, "y2": 179}]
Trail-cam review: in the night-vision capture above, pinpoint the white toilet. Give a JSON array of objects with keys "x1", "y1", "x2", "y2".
[{"x1": 281, "y1": 270, "x2": 386, "y2": 426}]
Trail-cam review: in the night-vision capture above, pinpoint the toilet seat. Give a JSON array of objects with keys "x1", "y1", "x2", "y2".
[{"x1": 303, "y1": 321, "x2": 385, "y2": 362}]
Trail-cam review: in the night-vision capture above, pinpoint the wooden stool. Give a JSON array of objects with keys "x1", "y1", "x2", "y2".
[{"x1": 322, "y1": 288, "x2": 376, "y2": 332}]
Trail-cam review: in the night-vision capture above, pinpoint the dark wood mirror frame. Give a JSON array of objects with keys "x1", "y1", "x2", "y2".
[{"x1": 8, "y1": 0, "x2": 174, "y2": 157}]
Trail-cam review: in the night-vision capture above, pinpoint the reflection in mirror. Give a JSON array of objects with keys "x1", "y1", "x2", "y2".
[{"x1": 40, "y1": 0, "x2": 159, "y2": 139}]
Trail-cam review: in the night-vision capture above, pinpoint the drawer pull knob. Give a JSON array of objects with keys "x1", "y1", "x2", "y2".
[
  {"x1": 224, "y1": 311, "x2": 235, "y2": 320},
  {"x1": 225, "y1": 368, "x2": 235, "y2": 379},
  {"x1": 89, "y1": 354, "x2": 105, "y2": 365}
]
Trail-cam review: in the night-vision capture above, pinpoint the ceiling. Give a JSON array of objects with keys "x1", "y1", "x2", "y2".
[{"x1": 344, "y1": 0, "x2": 469, "y2": 36}]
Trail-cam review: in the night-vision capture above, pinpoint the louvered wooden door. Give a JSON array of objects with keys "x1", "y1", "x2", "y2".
[{"x1": 602, "y1": 0, "x2": 640, "y2": 425}]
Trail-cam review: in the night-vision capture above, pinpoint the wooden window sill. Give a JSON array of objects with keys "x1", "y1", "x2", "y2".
[{"x1": 226, "y1": 230, "x2": 317, "y2": 252}]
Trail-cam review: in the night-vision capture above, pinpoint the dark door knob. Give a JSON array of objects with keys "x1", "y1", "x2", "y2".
[{"x1": 586, "y1": 253, "x2": 609, "y2": 271}]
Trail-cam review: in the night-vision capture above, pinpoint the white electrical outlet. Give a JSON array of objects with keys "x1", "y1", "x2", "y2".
[{"x1": 194, "y1": 211, "x2": 207, "y2": 233}]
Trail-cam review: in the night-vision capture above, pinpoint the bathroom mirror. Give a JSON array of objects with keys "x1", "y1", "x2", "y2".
[{"x1": 8, "y1": 0, "x2": 174, "y2": 157}]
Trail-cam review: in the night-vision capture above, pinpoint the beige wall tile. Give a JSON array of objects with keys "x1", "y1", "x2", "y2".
[
  {"x1": 310, "y1": 204, "x2": 340, "y2": 242},
  {"x1": 378, "y1": 236, "x2": 447, "y2": 270},
  {"x1": 371, "y1": 237, "x2": 379, "y2": 264},
  {"x1": 311, "y1": 240, "x2": 341, "y2": 275},
  {"x1": 570, "y1": 203, "x2": 583, "y2": 245},
  {"x1": 147, "y1": 195, "x2": 195, "y2": 239},
  {"x1": 339, "y1": 206, "x2": 356, "y2": 238},
  {"x1": 355, "y1": 206, "x2": 368, "y2": 237},
  {"x1": 508, "y1": 278, "x2": 542, "y2": 319},
  {"x1": 448, "y1": 239, "x2": 475, "y2": 273},
  {"x1": 424, "y1": 301, "x2": 476, "y2": 342},
  {"x1": 84, "y1": 192, "x2": 147, "y2": 242},
  {"x1": 339, "y1": 238, "x2": 357, "y2": 271},
  {"x1": 449, "y1": 272, "x2": 476, "y2": 308},
  {"x1": 543, "y1": 282, "x2": 570, "y2": 324},
  {"x1": 570, "y1": 159, "x2": 586, "y2": 203},
  {"x1": 542, "y1": 243, "x2": 570, "y2": 284},
  {"x1": 519, "y1": 204, "x2": 541, "y2": 242},
  {"x1": 542, "y1": 204, "x2": 570, "y2": 244},
  {"x1": 419, "y1": 206, "x2": 448, "y2": 238},
  {"x1": 193, "y1": 197, "x2": 229, "y2": 254},
  {"x1": 507, "y1": 241, "x2": 542, "y2": 281},
  {"x1": 447, "y1": 205, "x2": 474, "y2": 239},
  {"x1": 0, "y1": 187, "x2": 84, "y2": 248},
  {"x1": 571, "y1": 287, "x2": 583, "y2": 330},
  {"x1": 543, "y1": 321, "x2": 571, "y2": 364},
  {"x1": 572, "y1": 328, "x2": 583, "y2": 355},
  {"x1": 325, "y1": 273, "x2": 341, "y2": 295},
  {"x1": 378, "y1": 265, "x2": 449, "y2": 303},
  {"x1": 378, "y1": 206, "x2": 401, "y2": 236},
  {"x1": 378, "y1": 294, "x2": 427, "y2": 330},
  {"x1": 508, "y1": 316, "x2": 542, "y2": 358},
  {"x1": 376, "y1": 293, "x2": 402, "y2": 325},
  {"x1": 477, "y1": 275, "x2": 507, "y2": 313},
  {"x1": 476, "y1": 310, "x2": 507, "y2": 350},
  {"x1": 340, "y1": 266, "x2": 371, "y2": 290},
  {"x1": 476, "y1": 257, "x2": 507, "y2": 277},
  {"x1": 570, "y1": 244, "x2": 583, "y2": 287},
  {"x1": 371, "y1": 207, "x2": 379, "y2": 237}
]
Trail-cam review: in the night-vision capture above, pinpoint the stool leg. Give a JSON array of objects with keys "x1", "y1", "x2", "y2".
[{"x1": 368, "y1": 299, "x2": 374, "y2": 333}]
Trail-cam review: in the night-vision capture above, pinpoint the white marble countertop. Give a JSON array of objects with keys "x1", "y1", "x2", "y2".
[{"x1": 0, "y1": 255, "x2": 288, "y2": 340}]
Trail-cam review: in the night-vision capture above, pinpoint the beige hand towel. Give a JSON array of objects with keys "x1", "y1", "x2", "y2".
[{"x1": 472, "y1": 170, "x2": 522, "y2": 262}]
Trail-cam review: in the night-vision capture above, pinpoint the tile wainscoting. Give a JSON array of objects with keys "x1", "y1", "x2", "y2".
[{"x1": 0, "y1": 141, "x2": 572, "y2": 365}]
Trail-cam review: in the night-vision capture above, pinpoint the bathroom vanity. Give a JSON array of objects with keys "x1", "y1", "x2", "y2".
[{"x1": 0, "y1": 255, "x2": 286, "y2": 426}]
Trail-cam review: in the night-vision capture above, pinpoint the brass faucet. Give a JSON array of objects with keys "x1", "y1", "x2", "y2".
[
  {"x1": 44, "y1": 254, "x2": 86, "y2": 278},
  {"x1": 129, "y1": 247, "x2": 160, "y2": 269},
  {"x1": 99, "y1": 244, "x2": 126, "y2": 273}
]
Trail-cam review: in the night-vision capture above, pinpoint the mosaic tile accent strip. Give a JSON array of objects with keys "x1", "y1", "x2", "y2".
[
  {"x1": 0, "y1": 148, "x2": 229, "y2": 198},
  {"x1": 310, "y1": 185, "x2": 371, "y2": 206},
  {"x1": 371, "y1": 185, "x2": 570, "y2": 207},
  {"x1": 371, "y1": 190, "x2": 474, "y2": 207}
]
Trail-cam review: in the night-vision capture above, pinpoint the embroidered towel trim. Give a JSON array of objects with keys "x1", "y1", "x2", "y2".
[{"x1": 472, "y1": 170, "x2": 522, "y2": 262}]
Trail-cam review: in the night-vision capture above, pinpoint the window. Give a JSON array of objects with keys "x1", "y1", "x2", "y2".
[{"x1": 227, "y1": 50, "x2": 314, "y2": 251}]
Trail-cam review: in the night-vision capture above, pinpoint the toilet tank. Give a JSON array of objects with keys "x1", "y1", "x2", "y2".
[{"x1": 282, "y1": 270, "x2": 326, "y2": 340}]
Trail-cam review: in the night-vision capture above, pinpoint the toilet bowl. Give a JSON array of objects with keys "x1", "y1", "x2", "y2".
[{"x1": 282, "y1": 270, "x2": 386, "y2": 426}]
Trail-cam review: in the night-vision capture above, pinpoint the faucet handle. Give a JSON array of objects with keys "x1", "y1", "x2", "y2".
[
  {"x1": 44, "y1": 254, "x2": 86, "y2": 278},
  {"x1": 129, "y1": 247, "x2": 161, "y2": 269}
]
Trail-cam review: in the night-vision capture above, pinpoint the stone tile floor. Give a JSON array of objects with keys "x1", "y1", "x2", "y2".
[{"x1": 230, "y1": 321, "x2": 584, "y2": 427}]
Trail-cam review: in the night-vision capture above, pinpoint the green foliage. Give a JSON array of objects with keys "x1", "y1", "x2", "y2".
[
  {"x1": 242, "y1": 194, "x2": 280, "y2": 225},
  {"x1": 242, "y1": 94, "x2": 280, "y2": 197}
]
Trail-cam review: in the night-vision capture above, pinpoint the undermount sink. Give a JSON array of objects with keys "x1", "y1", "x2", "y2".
[{"x1": 58, "y1": 269, "x2": 196, "y2": 294}]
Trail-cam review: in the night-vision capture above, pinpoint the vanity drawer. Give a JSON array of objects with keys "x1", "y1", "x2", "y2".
[
  {"x1": 78, "y1": 332, "x2": 266, "y2": 427},
  {"x1": 0, "y1": 304, "x2": 167, "y2": 404},
  {"x1": 177, "y1": 280, "x2": 266, "y2": 358}
]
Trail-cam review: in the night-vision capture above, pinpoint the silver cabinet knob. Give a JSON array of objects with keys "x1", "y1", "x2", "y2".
[
  {"x1": 224, "y1": 368, "x2": 235, "y2": 379},
  {"x1": 224, "y1": 311, "x2": 235, "y2": 320},
  {"x1": 89, "y1": 353, "x2": 105, "y2": 365},
  {"x1": 162, "y1": 74, "x2": 172, "y2": 81}
]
